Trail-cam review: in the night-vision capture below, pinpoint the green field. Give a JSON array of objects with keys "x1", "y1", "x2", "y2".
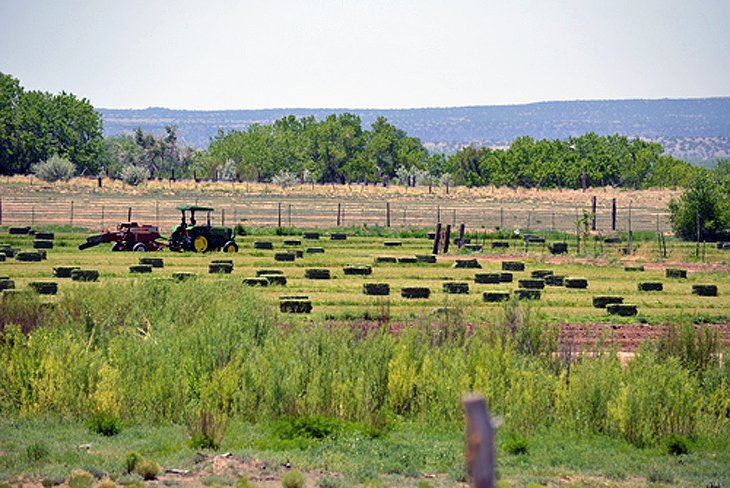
[{"x1": 1, "y1": 225, "x2": 729, "y2": 487}]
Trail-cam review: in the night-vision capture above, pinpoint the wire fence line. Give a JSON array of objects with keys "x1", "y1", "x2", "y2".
[{"x1": 0, "y1": 190, "x2": 672, "y2": 234}]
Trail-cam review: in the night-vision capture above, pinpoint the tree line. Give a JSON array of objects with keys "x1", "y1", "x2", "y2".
[{"x1": 0, "y1": 71, "x2": 715, "y2": 191}]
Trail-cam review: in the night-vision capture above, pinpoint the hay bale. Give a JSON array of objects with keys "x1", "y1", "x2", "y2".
[
  {"x1": 482, "y1": 291, "x2": 510, "y2": 302},
  {"x1": 261, "y1": 274, "x2": 287, "y2": 286},
  {"x1": 256, "y1": 269, "x2": 284, "y2": 276},
  {"x1": 303, "y1": 232, "x2": 320, "y2": 240},
  {"x1": 284, "y1": 239, "x2": 301, "y2": 246},
  {"x1": 443, "y1": 281, "x2": 469, "y2": 294},
  {"x1": 0, "y1": 245, "x2": 14, "y2": 258},
  {"x1": 474, "y1": 273, "x2": 501, "y2": 284},
  {"x1": 8, "y1": 226, "x2": 31, "y2": 235},
  {"x1": 518, "y1": 279, "x2": 545, "y2": 289},
  {"x1": 305, "y1": 247, "x2": 325, "y2": 254},
  {"x1": 139, "y1": 257, "x2": 164, "y2": 268},
  {"x1": 15, "y1": 251, "x2": 43, "y2": 262},
  {"x1": 454, "y1": 258, "x2": 481, "y2": 269},
  {"x1": 280, "y1": 299, "x2": 312, "y2": 313},
  {"x1": 28, "y1": 281, "x2": 58, "y2": 295},
  {"x1": 607, "y1": 303, "x2": 638, "y2": 316},
  {"x1": 209, "y1": 263, "x2": 233, "y2": 274},
  {"x1": 211, "y1": 259, "x2": 234, "y2": 266},
  {"x1": 35, "y1": 232, "x2": 54, "y2": 240},
  {"x1": 0, "y1": 279, "x2": 15, "y2": 291},
  {"x1": 401, "y1": 287, "x2": 430, "y2": 299},
  {"x1": 129, "y1": 265, "x2": 153, "y2": 274},
  {"x1": 37, "y1": 250, "x2": 47, "y2": 260},
  {"x1": 564, "y1": 277, "x2": 588, "y2": 289},
  {"x1": 427, "y1": 232, "x2": 436, "y2": 239},
  {"x1": 33, "y1": 240, "x2": 53, "y2": 249},
  {"x1": 242, "y1": 277, "x2": 269, "y2": 286},
  {"x1": 501, "y1": 261, "x2": 524, "y2": 271},
  {"x1": 464, "y1": 244, "x2": 483, "y2": 252},
  {"x1": 624, "y1": 265, "x2": 645, "y2": 272},
  {"x1": 592, "y1": 295, "x2": 624, "y2": 308},
  {"x1": 525, "y1": 235, "x2": 545, "y2": 244},
  {"x1": 416, "y1": 254, "x2": 437, "y2": 263},
  {"x1": 274, "y1": 252, "x2": 296, "y2": 262},
  {"x1": 665, "y1": 268, "x2": 687, "y2": 279},
  {"x1": 548, "y1": 242, "x2": 568, "y2": 254},
  {"x1": 692, "y1": 284, "x2": 718, "y2": 297},
  {"x1": 375, "y1": 256, "x2": 397, "y2": 264},
  {"x1": 253, "y1": 241, "x2": 273, "y2": 250},
  {"x1": 514, "y1": 289, "x2": 541, "y2": 300},
  {"x1": 172, "y1": 272, "x2": 196, "y2": 281},
  {"x1": 397, "y1": 256, "x2": 418, "y2": 264},
  {"x1": 363, "y1": 283, "x2": 390, "y2": 296},
  {"x1": 716, "y1": 241, "x2": 730, "y2": 250},
  {"x1": 638, "y1": 281, "x2": 663, "y2": 292},
  {"x1": 71, "y1": 269, "x2": 99, "y2": 282},
  {"x1": 280, "y1": 295, "x2": 309, "y2": 300},
  {"x1": 53, "y1": 266, "x2": 80, "y2": 278},
  {"x1": 492, "y1": 241, "x2": 510, "y2": 248},
  {"x1": 531, "y1": 270, "x2": 553, "y2": 279},
  {"x1": 383, "y1": 241, "x2": 402, "y2": 247},
  {"x1": 0, "y1": 254, "x2": 5, "y2": 262},
  {"x1": 330, "y1": 233, "x2": 347, "y2": 241},
  {"x1": 343, "y1": 265, "x2": 372, "y2": 275},
  {"x1": 499, "y1": 272, "x2": 513, "y2": 283},
  {"x1": 545, "y1": 274, "x2": 565, "y2": 286},
  {"x1": 604, "y1": 237, "x2": 622, "y2": 244},
  {"x1": 305, "y1": 268, "x2": 331, "y2": 279}
]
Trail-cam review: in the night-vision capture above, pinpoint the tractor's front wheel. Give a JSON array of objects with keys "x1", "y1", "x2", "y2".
[
  {"x1": 133, "y1": 242, "x2": 148, "y2": 252},
  {"x1": 192, "y1": 234, "x2": 210, "y2": 253},
  {"x1": 223, "y1": 241, "x2": 239, "y2": 253}
]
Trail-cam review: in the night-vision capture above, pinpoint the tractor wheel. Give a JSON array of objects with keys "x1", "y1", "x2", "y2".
[
  {"x1": 192, "y1": 234, "x2": 210, "y2": 253},
  {"x1": 223, "y1": 241, "x2": 239, "y2": 253},
  {"x1": 133, "y1": 243, "x2": 148, "y2": 252},
  {"x1": 112, "y1": 242, "x2": 124, "y2": 252}
]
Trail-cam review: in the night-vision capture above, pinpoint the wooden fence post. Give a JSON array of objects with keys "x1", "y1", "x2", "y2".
[
  {"x1": 127, "y1": 207, "x2": 132, "y2": 222},
  {"x1": 591, "y1": 195, "x2": 597, "y2": 231},
  {"x1": 462, "y1": 394, "x2": 495, "y2": 488},
  {"x1": 627, "y1": 202, "x2": 633, "y2": 255},
  {"x1": 0, "y1": 196, "x2": 3, "y2": 225},
  {"x1": 432, "y1": 222, "x2": 442, "y2": 254},
  {"x1": 386, "y1": 202, "x2": 391, "y2": 227},
  {"x1": 337, "y1": 203, "x2": 341, "y2": 227},
  {"x1": 288, "y1": 204, "x2": 292, "y2": 227},
  {"x1": 70, "y1": 200, "x2": 74, "y2": 227},
  {"x1": 278, "y1": 203, "x2": 282, "y2": 228},
  {"x1": 611, "y1": 198, "x2": 617, "y2": 231}
]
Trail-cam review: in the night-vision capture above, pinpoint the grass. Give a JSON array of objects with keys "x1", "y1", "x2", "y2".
[{"x1": 1, "y1": 417, "x2": 728, "y2": 487}]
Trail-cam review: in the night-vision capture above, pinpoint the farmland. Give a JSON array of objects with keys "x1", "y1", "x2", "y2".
[{"x1": 1, "y1": 181, "x2": 729, "y2": 488}]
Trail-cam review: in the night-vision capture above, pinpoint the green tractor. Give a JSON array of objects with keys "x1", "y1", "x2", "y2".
[{"x1": 168, "y1": 205, "x2": 238, "y2": 253}]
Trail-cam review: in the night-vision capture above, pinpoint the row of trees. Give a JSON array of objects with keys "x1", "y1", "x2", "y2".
[
  {"x1": 0, "y1": 72, "x2": 103, "y2": 175},
  {"x1": 206, "y1": 114, "x2": 698, "y2": 189}
]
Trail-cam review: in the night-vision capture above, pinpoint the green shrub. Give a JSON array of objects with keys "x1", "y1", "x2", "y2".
[
  {"x1": 25, "y1": 440, "x2": 49, "y2": 461},
  {"x1": 187, "y1": 409, "x2": 228, "y2": 450},
  {"x1": 124, "y1": 451, "x2": 144, "y2": 474},
  {"x1": 88, "y1": 411, "x2": 122, "y2": 436},
  {"x1": 119, "y1": 165, "x2": 150, "y2": 186},
  {"x1": 134, "y1": 459, "x2": 160, "y2": 480},
  {"x1": 317, "y1": 476, "x2": 341, "y2": 488},
  {"x1": 645, "y1": 464, "x2": 674, "y2": 484},
  {"x1": 96, "y1": 480, "x2": 118, "y2": 488},
  {"x1": 32, "y1": 154, "x2": 75, "y2": 182},
  {"x1": 664, "y1": 434, "x2": 690, "y2": 455},
  {"x1": 281, "y1": 470, "x2": 306, "y2": 488},
  {"x1": 236, "y1": 476, "x2": 257, "y2": 488},
  {"x1": 68, "y1": 469, "x2": 94, "y2": 488},
  {"x1": 503, "y1": 436, "x2": 529, "y2": 455}
]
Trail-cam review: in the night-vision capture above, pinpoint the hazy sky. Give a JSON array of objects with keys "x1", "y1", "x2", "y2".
[{"x1": 1, "y1": 0, "x2": 729, "y2": 110}]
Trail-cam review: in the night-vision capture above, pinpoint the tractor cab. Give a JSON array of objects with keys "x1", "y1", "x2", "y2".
[{"x1": 168, "y1": 204, "x2": 238, "y2": 253}]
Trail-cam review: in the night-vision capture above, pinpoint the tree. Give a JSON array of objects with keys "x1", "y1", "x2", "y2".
[{"x1": 668, "y1": 171, "x2": 730, "y2": 241}]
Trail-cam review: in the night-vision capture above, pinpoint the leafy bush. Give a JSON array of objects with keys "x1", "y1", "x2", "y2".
[
  {"x1": 503, "y1": 436, "x2": 529, "y2": 455},
  {"x1": 88, "y1": 410, "x2": 122, "y2": 436},
  {"x1": 271, "y1": 170, "x2": 299, "y2": 188},
  {"x1": 668, "y1": 171, "x2": 730, "y2": 241},
  {"x1": 187, "y1": 409, "x2": 228, "y2": 450},
  {"x1": 31, "y1": 154, "x2": 76, "y2": 182},
  {"x1": 119, "y1": 164, "x2": 150, "y2": 186},
  {"x1": 134, "y1": 459, "x2": 159, "y2": 480},
  {"x1": 281, "y1": 470, "x2": 306, "y2": 488},
  {"x1": 236, "y1": 476, "x2": 257, "y2": 488},
  {"x1": 664, "y1": 434, "x2": 690, "y2": 456},
  {"x1": 25, "y1": 440, "x2": 49, "y2": 461},
  {"x1": 124, "y1": 451, "x2": 143, "y2": 474},
  {"x1": 68, "y1": 469, "x2": 94, "y2": 488}
]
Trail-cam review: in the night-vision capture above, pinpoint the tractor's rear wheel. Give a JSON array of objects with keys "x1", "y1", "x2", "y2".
[
  {"x1": 192, "y1": 235, "x2": 210, "y2": 253},
  {"x1": 112, "y1": 242, "x2": 124, "y2": 252},
  {"x1": 223, "y1": 241, "x2": 238, "y2": 253}
]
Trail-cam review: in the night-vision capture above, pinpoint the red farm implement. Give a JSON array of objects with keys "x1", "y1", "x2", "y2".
[{"x1": 79, "y1": 222, "x2": 166, "y2": 252}]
